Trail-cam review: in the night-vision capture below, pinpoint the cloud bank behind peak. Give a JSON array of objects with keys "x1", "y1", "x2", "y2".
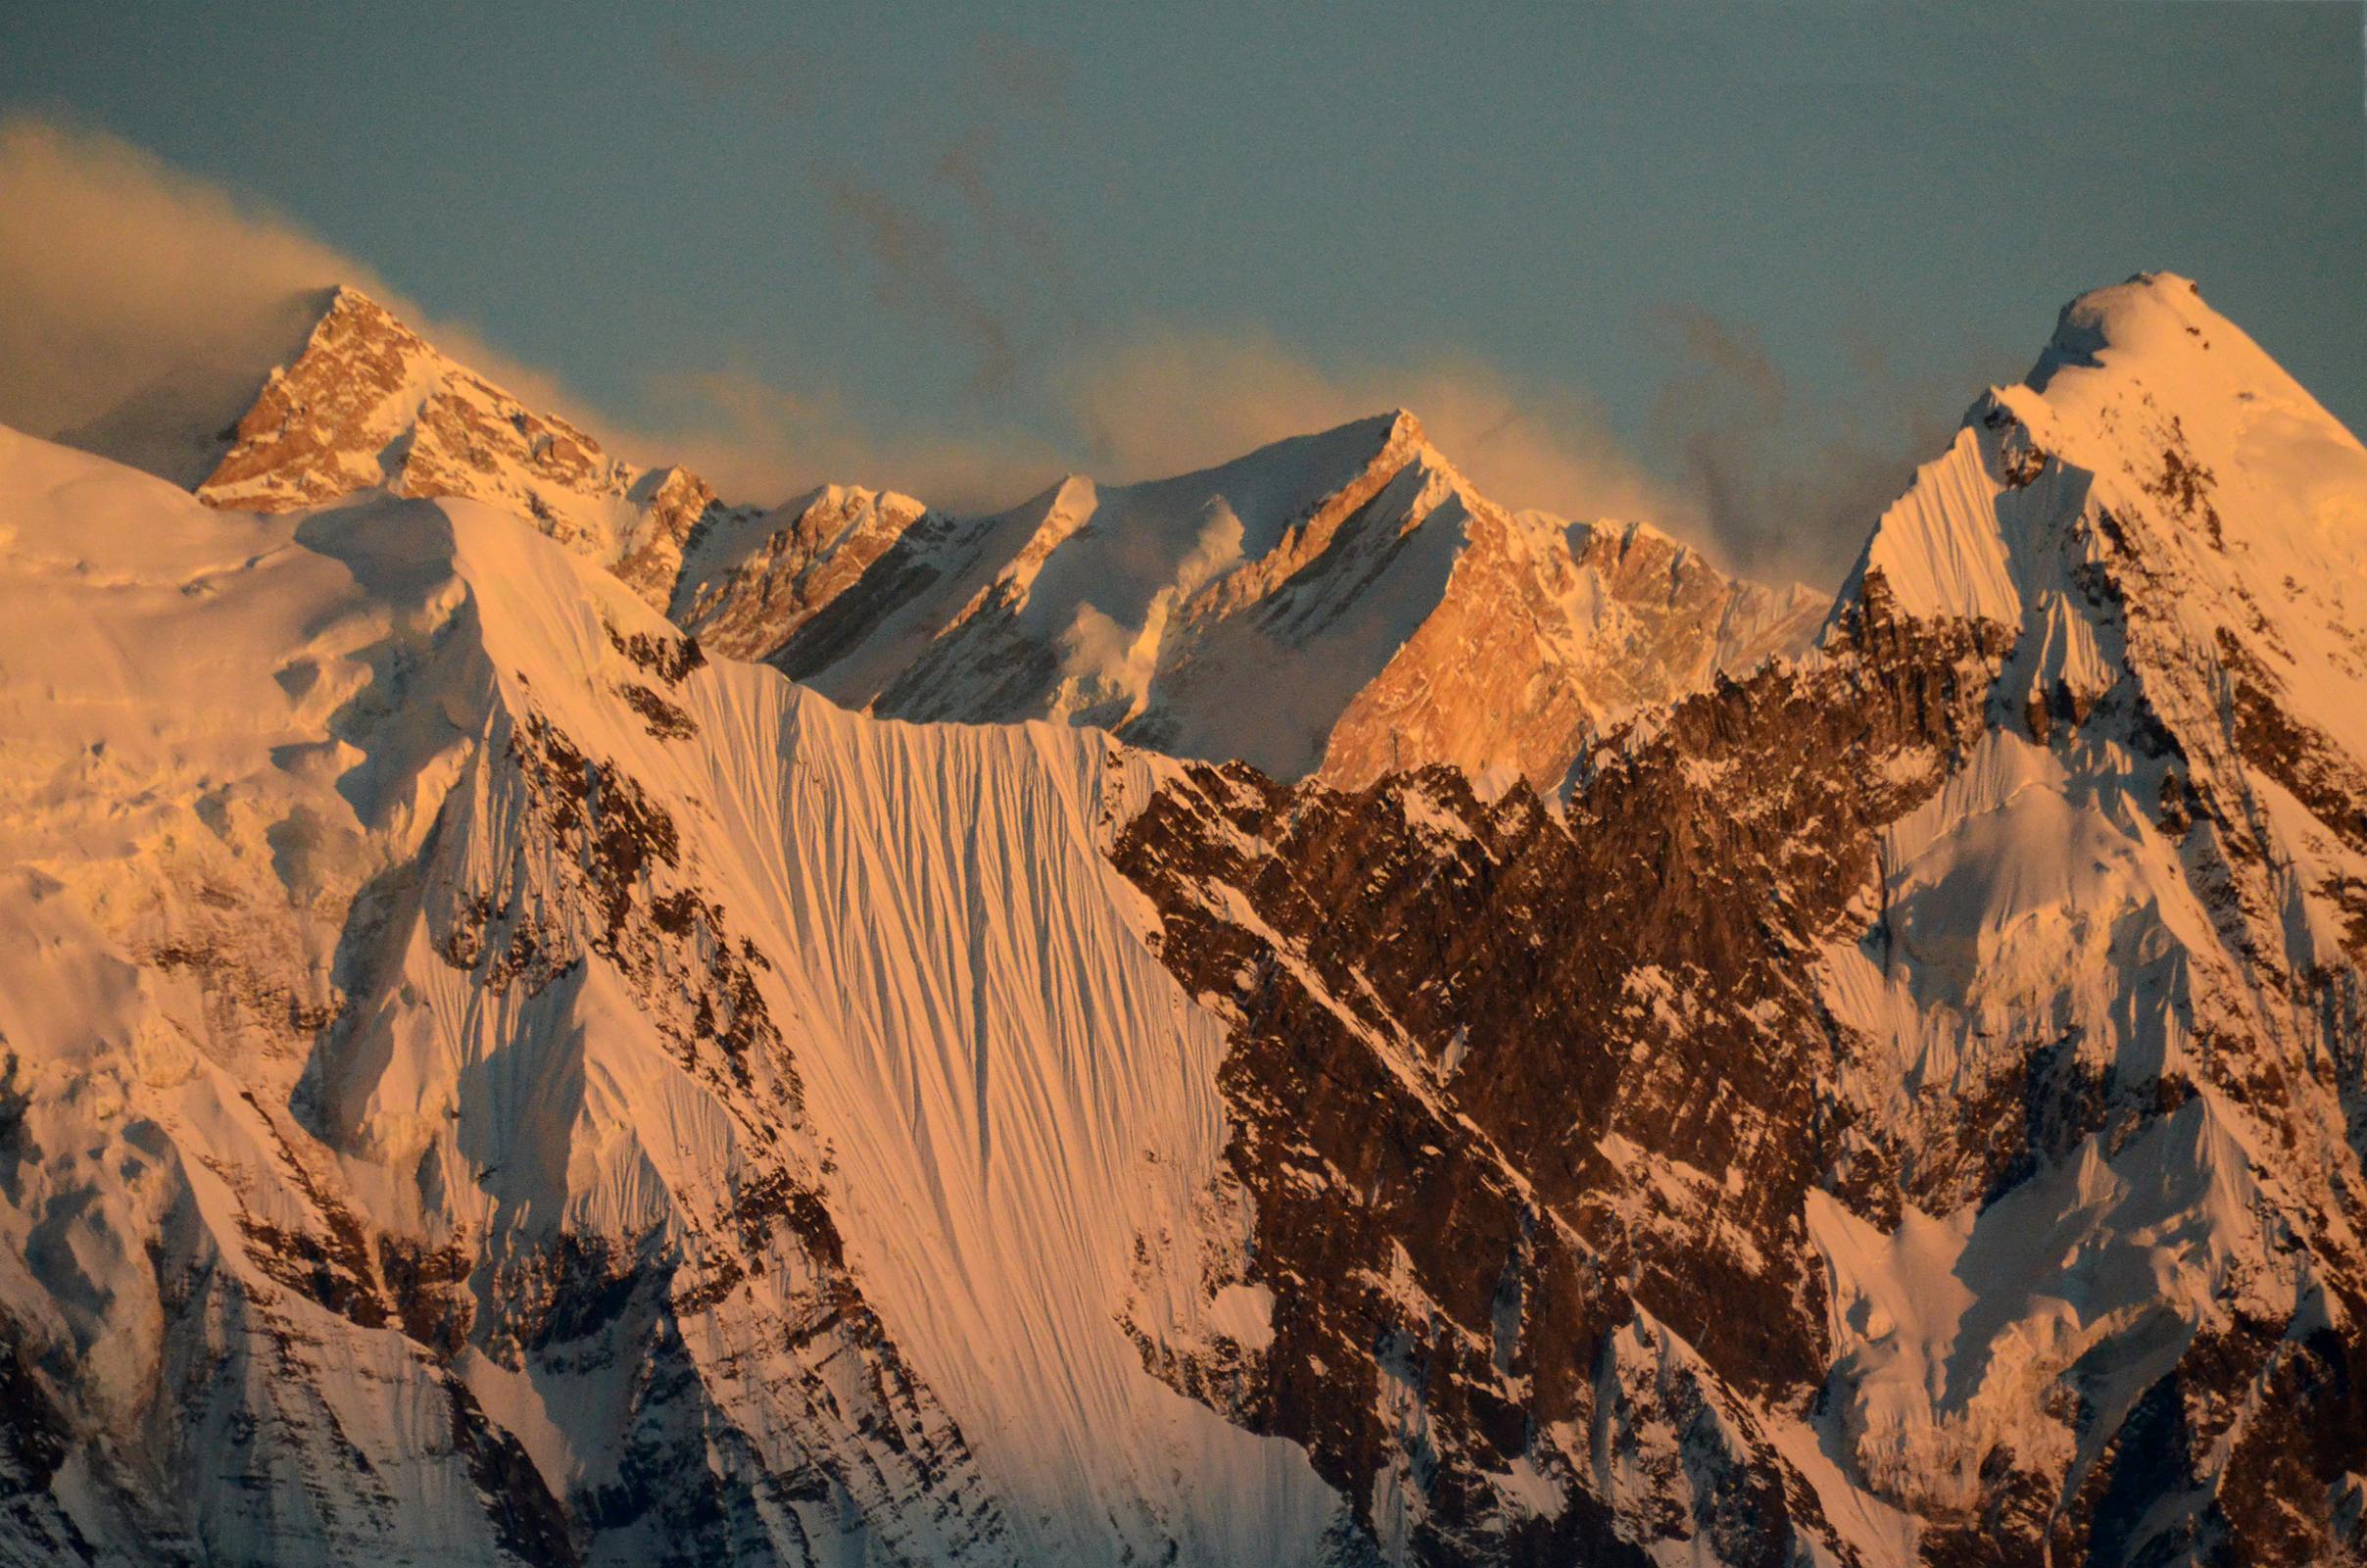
[{"x1": 6, "y1": 111, "x2": 1936, "y2": 589}]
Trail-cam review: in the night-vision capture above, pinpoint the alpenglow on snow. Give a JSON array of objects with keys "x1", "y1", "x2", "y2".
[{"x1": 7, "y1": 272, "x2": 2367, "y2": 1566}]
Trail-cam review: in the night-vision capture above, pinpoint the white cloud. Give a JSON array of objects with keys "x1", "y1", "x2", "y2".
[
  {"x1": 4, "y1": 113, "x2": 1747, "y2": 577},
  {"x1": 1053, "y1": 324, "x2": 1692, "y2": 530},
  {"x1": 0, "y1": 113, "x2": 613, "y2": 475}
]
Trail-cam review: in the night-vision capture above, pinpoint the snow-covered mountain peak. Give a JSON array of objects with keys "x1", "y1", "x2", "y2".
[
  {"x1": 1832, "y1": 276, "x2": 2367, "y2": 984},
  {"x1": 200, "y1": 283, "x2": 498, "y2": 507},
  {"x1": 1362, "y1": 404, "x2": 1428, "y2": 465},
  {"x1": 1567, "y1": 514, "x2": 1714, "y2": 585},
  {"x1": 1846, "y1": 270, "x2": 2367, "y2": 646},
  {"x1": 1104, "y1": 407, "x2": 1425, "y2": 541},
  {"x1": 764, "y1": 404, "x2": 1817, "y2": 786},
  {"x1": 13, "y1": 270, "x2": 2367, "y2": 1566},
  {"x1": 169, "y1": 292, "x2": 1808, "y2": 795},
  {"x1": 1088, "y1": 279, "x2": 2367, "y2": 1568},
  {"x1": 2029, "y1": 270, "x2": 2284, "y2": 402},
  {"x1": 812, "y1": 476, "x2": 926, "y2": 520}
]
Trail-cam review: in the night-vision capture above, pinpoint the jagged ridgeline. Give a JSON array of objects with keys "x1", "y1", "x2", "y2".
[
  {"x1": 160, "y1": 284, "x2": 1826, "y2": 793},
  {"x1": 5, "y1": 272, "x2": 2366, "y2": 1565}
]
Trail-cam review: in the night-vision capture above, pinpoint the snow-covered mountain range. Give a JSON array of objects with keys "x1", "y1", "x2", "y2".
[
  {"x1": 145, "y1": 286, "x2": 1823, "y2": 792},
  {"x1": 7, "y1": 271, "x2": 2366, "y2": 1566}
]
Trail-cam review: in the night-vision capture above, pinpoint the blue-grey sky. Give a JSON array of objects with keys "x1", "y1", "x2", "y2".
[{"x1": 5, "y1": 1, "x2": 2361, "y2": 582}]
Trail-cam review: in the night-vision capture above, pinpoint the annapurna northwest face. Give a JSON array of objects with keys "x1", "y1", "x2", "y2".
[{"x1": 4, "y1": 271, "x2": 2366, "y2": 1567}]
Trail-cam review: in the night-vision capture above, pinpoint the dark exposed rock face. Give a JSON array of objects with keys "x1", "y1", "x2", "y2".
[
  {"x1": 765, "y1": 513, "x2": 965, "y2": 682},
  {"x1": 1110, "y1": 589, "x2": 2009, "y2": 1562},
  {"x1": 673, "y1": 487, "x2": 938, "y2": 665},
  {"x1": 0, "y1": 1318, "x2": 95, "y2": 1565},
  {"x1": 1110, "y1": 564, "x2": 2367, "y2": 1565}
]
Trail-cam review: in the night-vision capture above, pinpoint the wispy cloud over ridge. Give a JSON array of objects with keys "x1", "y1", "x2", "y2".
[
  {"x1": 4, "y1": 109, "x2": 1959, "y2": 587},
  {"x1": 1648, "y1": 303, "x2": 1988, "y2": 583},
  {"x1": 0, "y1": 113, "x2": 612, "y2": 457}
]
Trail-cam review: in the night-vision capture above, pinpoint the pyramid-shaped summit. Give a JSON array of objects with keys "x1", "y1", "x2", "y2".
[
  {"x1": 757, "y1": 404, "x2": 1821, "y2": 788},
  {"x1": 7, "y1": 270, "x2": 2367, "y2": 1566},
  {"x1": 194, "y1": 286, "x2": 731, "y2": 609}
]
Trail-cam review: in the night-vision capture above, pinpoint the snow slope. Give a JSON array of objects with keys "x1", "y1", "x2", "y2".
[
  {"x1": 0, "y1": 423, "x2": 1343, "y2": 1564},
  {"x1": 12, "y1": 269, "x2": 2367, "y2": 1568},
  {"x1": 1803, "y1": 271, "x2": 2367, "y2": 1553}
]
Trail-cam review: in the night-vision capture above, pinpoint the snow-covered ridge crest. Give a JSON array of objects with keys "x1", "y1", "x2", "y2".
[
  {"x1": 194, "y1": 284, "x2": 744, "y2": 612},
  {"x1": 1846, "y1": 270, "x2": 2366, "y2": 629},
  {"x1": 1834, "y1": 268, "x2": 2367, "y2": 901},
  {"x1": 186, "y1": 285, "x2": 966, "y2": 654},
  {"x1": 9, "y1": 265, "x2": 2367, "y2": 1567}
]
